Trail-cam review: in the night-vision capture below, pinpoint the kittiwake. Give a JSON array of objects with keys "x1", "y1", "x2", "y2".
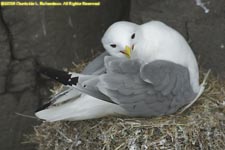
[
  {"x1": 35, "y1": 21, "x2": 138, "y2": 121},
  {"x1": 36, "y1": 20, "x2": 206, "y2": 121}
]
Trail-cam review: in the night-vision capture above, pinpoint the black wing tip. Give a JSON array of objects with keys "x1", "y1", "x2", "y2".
[
  {"x1": 69, "y1": 77, "x2": 79, "y2": 85},
  {"x1": 35, "y1": 101, "x2": 52, "y2": 112},
  {"x1": 37, "y1": 65, "x2": 75, "y2": 85}
]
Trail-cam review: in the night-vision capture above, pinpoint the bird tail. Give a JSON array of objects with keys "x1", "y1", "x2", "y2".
[
  {"x1": 38, "y1": 65, "x2": 115, "y2": 104},
  {"x1": 35, "y1": 95, "x2": 126, "y2": 122}
]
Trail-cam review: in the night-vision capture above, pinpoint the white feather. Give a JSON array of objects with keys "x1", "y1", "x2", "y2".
[
  {"x1": 35, "y1": 95, "x2": 127, "y2": 122},
  {"x1": 36, "y1": 21, "x2": 137, "y2": 122},
  {"x1": 131, "y1": 21, "x2": 200, "y2": 93},
  {"x1": 102, "y1": 21, "x2": 138, "y2": 58}
]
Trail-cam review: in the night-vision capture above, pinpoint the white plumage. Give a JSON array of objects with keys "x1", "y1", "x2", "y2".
[
  {"x1": 35, "y1": 21, "x2": 137, "y2": 121},
  {"x1": 131, "y1": 21, "x2": 199, "y2": 93},
  {"x1": 36, "y1": 20, "x2": 205, "y2": 121}
]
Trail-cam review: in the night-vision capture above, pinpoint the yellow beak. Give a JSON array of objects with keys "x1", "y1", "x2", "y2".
[{"x1": 123, "y1": 45, "x2": 131, "y2": 58}]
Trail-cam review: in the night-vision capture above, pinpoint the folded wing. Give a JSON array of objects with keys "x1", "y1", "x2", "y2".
[
  {"x1": 36, "y1": 52, "x2": 109, "y2": 111},
  {"x1": 38, "y1": 56, "x2": 197, "y2": 117},
  {"x1": 97, "y1": 56, "x2": 197, "y2": 116}
]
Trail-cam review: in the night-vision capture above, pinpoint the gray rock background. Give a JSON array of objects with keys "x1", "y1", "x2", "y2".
[
  {"x1": 0, "y1": 0, "x2": 130, "y2": 149},
  {"x1": 0, "y1": 0, "x2": 224, "y2": 150}
]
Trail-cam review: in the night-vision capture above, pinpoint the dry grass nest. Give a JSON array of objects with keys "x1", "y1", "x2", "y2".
[{"x1": 27, "y1": 61, "x2": 225, "y2": 150}]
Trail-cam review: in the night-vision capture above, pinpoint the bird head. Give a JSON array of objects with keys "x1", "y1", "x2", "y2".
[{"x1": 101, "y1": 21, "x2": 138, "y2": 58}]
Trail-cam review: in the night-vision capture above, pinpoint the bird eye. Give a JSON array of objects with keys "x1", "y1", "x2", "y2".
[
  {"x1": 131, "y1": 33, "x2": 135, "y2": 39},
  {"x1": 110, "y1": 44, "x2": 116, "y2": 48}
]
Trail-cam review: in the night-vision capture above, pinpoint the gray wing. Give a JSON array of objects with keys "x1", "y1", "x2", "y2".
[
  {"x1": 97, "y1": 56, "x2": 197, "y2": 116},
  {"x1": 45, "y1": 52, "x2": 109, "y2": 106},
  {"x1": 49, "y1": 87, "x2": 81, "y2": 105},
  {"x1": 39, "y1": 56, "x2": 197, "y2": 116},
  {"x1": 82, "y1": 51, "x2": 109, "y2": 75}
]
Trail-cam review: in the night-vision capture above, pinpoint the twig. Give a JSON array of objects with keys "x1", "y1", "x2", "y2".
[
  {"x1": 15, "y1": 112, "x2": 40, "y2": 120},
  {"x1": 56, "y1": 129, "x2": 73, "y2": 143},
  {"x1": 115, "y1": 143, "x2": 125, "y2": 150},
  {"x1": 202, "y1": 69, "x2": 211, "y2": 86}
]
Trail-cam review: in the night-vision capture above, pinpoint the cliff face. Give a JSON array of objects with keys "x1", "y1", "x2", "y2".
[
  {"x1": 0, "y1": 0, "x2": 224, "y2": 149},
  {"x1": 0, "y1": 1, "x2": 130, "y2": 149}
]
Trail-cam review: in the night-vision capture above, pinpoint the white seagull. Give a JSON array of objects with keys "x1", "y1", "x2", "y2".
[
  {"x1": 36, "y1": 21, "x2": 207, "y2": 121},
  {"x1": 35, "y1": 21, "x2": 138, "y2": 121}
]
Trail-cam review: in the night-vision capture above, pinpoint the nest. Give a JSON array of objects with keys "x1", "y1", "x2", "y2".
[{"x1": 28, "y1": 62, "x2": 225, "y2": 150}]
